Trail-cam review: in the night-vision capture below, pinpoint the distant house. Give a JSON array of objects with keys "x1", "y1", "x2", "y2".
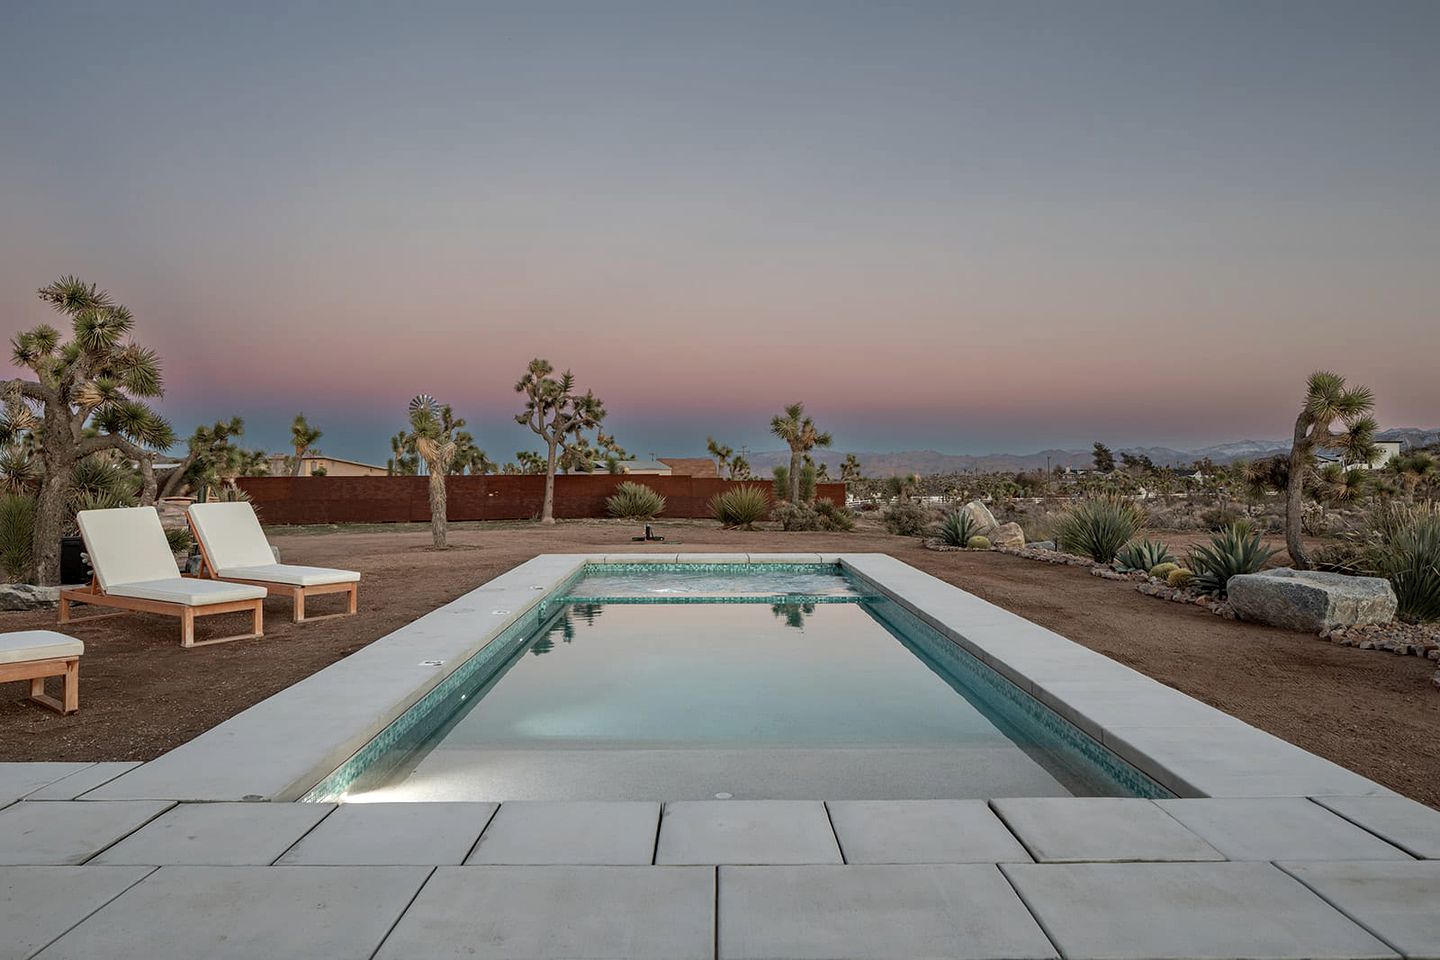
[
  {"x1": 658, "y1": 458, "x2": 720, "y2": 478},
  {"x1": 616, "y1": 460, "x2": 673, "y2": 476},
  {"x1": 1315, "y1": 439, "x2": 1403, "y2": 472},
  {"x1": 267, "y1": 454, "x2": 389, "y2": 477}
]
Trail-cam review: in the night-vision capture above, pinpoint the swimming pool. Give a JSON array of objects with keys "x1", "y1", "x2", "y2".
[{"x1": 305, "y1": 563, "x2": 1168, "y2": 802}]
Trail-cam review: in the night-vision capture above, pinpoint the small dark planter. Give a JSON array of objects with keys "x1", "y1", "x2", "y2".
[{"x1": 60, "y1": 536, "x2": 92, "y2": 585}]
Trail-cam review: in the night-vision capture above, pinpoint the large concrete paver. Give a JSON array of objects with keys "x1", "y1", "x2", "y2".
[
  {"x1": 375, "y1": 865, "x2": 713, "y2": 960},
  {"x1": 34, "y1": 864, "x2": 430, "y2": 959},
  {"x1": 656, "y1": 800, "x2": 841, "y2": 864},
  {"x1": 1280, "y1": 860, "x2": 1440, "y2": 959},
  {"x1": 1003, "y1": 861, "x2": 1397, "y2": 959},
  {"x1": 280, "y1": 801, "x2": 495, "y2": 865},
  {"x1": 827, "y1": 799, "x2": 1031, "y2": 863},
  {"x1": 992, "y1": 798, "x2": 1223, "y2": 862},
  {"x1": 467, "y1": 801, "x2": 658, "y2": 865},
  {"x1": 92, "y1": 801, "x2": 334, "y2": 865},
  {"x1": 0, "y1": 765, "x2": 92, "y2": 806},
  {"x1": 1159, "y1": 798, "x2": 1412, "y2": 861},
  {"x1": 0, "y1": 801, "x2": 173, "y2": 865},
  {"x1": 1315, "y1": 795, "x2": 1440, "y2": 859},
  {"x1": 23, "y1": 764, "x2": 142, "y2": 801},
  {"x1": 718, "y1": 863, "x2": 1056, "y2": 960},
  {"x1": 0, "y1": 866, "x2": 154, "y2": 960}
]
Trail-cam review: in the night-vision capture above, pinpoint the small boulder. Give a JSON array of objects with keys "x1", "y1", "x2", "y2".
[
  {"x1": 0, "y1": 583, "x2": 61, "y2": 610},
  {"x1": 988, "y1": 522, "x2": 1026, "y2": 550},
  {"x1": 1227, "y1": 568, "x2": 1397, "y2": 633},
  {"x1": 1027, "y1": 540, "x2": 1057, "y2": 552},
  {"x1": 960, "y1": 500, "x2": 998, "y2": 534}
]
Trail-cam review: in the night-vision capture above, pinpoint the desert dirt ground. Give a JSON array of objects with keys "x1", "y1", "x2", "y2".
[{"x1": 2, "y1": 519, "x2": 1436, "y2": 808}]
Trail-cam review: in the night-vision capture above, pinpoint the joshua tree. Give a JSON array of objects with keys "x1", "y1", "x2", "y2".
[
  {"x1": 288, "y1": 414, "x2": 322, "y2": 476},
  {"x1": 1387, "y1": 451, "x2": 1436, "y2": 502},
  {"x1": 730, "y1": 455, "x2": 751, "y2": 479},
  {"x1": 770, "y1": 402, "x2": 831, "y2": 504},
  {"x1": 515, "y1": 359, "x2": 606, "y2": 524},
  {"x1": 514, "y1": 450, "x2": 546, "y2": 474},
  {"x1": 159, "y1": 417, "x2": 252, "y2": 499},
  {"x1": 450, "y1": 432, "x2": 495, "y2": 475},
  {"x1": 1, "y1": 277, "x2": 176, "y2": 584},
  {"x1": 1286, "y1": 371, "x2": 1377, "y2": 569},
  {"x1": 706, "y1": 437, "x2": 734, "y2": 476},
  {"x1": 840, "y1": 453, "x2": 862, "y2": 483},
  {"x1": 1092, "y1": 442, "x2": 1115, "y2": 473},
  {"x1": 387, "y1": 432, "x2": 419, "y2": 475},
  {"x1": 398, "y1": 395, "x2": 459, "y2": 548}
]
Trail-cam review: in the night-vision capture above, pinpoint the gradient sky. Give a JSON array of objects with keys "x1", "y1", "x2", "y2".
[{"x1": 3, "y1": 1, "x2": 1437, "y2": 464}]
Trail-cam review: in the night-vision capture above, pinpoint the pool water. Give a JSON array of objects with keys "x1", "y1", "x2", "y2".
[{"x1": 322, "y1": 565, "x2": 1166, "y2": 802}]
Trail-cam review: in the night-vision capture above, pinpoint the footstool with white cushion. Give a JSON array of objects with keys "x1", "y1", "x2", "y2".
[{"x1": 0, "y1": 630, "x2": 82, "y2": 714}]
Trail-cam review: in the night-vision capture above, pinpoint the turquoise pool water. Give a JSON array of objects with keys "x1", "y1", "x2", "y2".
[{"x1": 308, "y1": 564, "x2": 1168, "y2": 802}]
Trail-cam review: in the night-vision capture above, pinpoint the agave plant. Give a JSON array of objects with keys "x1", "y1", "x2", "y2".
[
  {"x1": 1188, "y1": 523, "x2": 1278, "y2": 596},
  {"x1": 933, "y1": 509, "x2": 980, "y2": 547},
  {"x1": 606, "y1": 481, "x2": 665, "y2": 520},
  {"x1": 1054, "y1": 496, "x2": 1146, "y2": 563},
  {"x1": 1114, "y1": 537, "x2": 1175, "y2": 573}
]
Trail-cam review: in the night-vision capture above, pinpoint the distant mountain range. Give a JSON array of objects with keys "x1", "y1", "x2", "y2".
[{"x1": 741, "y1": 428, "x2": 1440, "y2": 477}]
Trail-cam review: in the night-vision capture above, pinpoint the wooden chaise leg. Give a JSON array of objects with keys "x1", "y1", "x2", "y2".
[
  {"x1": 15, "y1": 657, "x2": 79, "y2": 715},
  {"x1": 348, "y1": 582, "x2": 358, "y2": 615},
  {"x1": 293, "y1": 587, "x2": 306, "y2": 624},
  {"x1": 180, "y1": 599, "x2": 265, "y2": 648}
]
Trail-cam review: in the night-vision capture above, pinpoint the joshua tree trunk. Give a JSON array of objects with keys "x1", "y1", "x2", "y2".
[
  {"x1": 1285, "y1": 415, "x2": 1311, "y2": 570},
  {"x1": 290, "y1": 449, "x2": 304, "y2": 477},
  {"x1": 541, "y1": 440, "x2": 559, "y2": 524},
  {"x1": 31, "y1": 459, "x2": 72, "y2": 586},
  {"x1": 788, "y1": 446, "x2": 802, "y2": 503},
  {"x1": 428, "y1": 470, "x2": 447, "y2": 549}
]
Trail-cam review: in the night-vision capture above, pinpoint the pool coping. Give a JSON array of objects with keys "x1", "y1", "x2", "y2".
[{"x1": 85, "y1": 553, "x2": 1395, "y2": 803}]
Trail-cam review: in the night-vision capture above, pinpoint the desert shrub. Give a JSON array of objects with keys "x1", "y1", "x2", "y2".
[
  {"x1": 771, "y1": 465, "x2": 789, "y2": 501},
  {"x1": 772, "y1": 500, "x2": 854, "y2": 532},
  {"x1": 1167, "y1": 567, "x2": 1194, "y2": 588},
  {"x1": 1054, "y1": 496, "x2": 1146, "y2": 563},
  {"x1": 211, "y1": 483, "x2": 252, "y2": 503},
  {"x1": 0, "y1": 493, "x2": 36, "y2": 581},
  {"x1": 1188, "y1": 523, "x2": 1277, "y2": 596},
  {"x1": 1199, "y1": 506, "x2": 1244, "y2": 531},
  {"x1": 798, "y1": 463, "x2": 817, "y2": 503},
  {"x1": 933, "y1": 509, "x2": 980, "y2": 547},
  {"x1": 1362, "y1": 502, "x2": 1440, "y2": 622},
  {"x1": 882, "y1": 500, "x2": 933, "y2": 537},
  {"x1": 967, "y1": 535, "x2": 991, "y2": 550},
  {"x1": 1149, "y1": 561, "x2": 1180, "y2": 580},
  {"x1": 606, "y1": 481, "x2": 666, "y2": 520},
  {"x1": 1114, "y1": 538, "x2": 1175, "y2": 573},
  {"x1": 709, "y1": 486, "x2": 771, "y2": 529}
]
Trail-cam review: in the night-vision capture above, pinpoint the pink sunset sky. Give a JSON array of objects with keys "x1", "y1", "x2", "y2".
[{"x1": 2, "y1": 2, "x2": 1437, "y2": 464}]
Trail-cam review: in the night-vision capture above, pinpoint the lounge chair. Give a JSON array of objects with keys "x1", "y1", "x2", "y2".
[
  {"x1": 187, "y1": 501, "x2": 359, "y2": 623},
  {"x1": 0, "y1": 630, "x2": 82, "y2": 713},
  {"x1": 60, "y1": 506, "x2": 266, "y2": 648}
]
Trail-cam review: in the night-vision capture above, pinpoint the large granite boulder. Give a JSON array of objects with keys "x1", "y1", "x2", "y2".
[
  {"x1": 988, "y1": 522, "x2": 1026, "y2": 550},
  {"x1": 1227, "y1": 568, "x2": 1397, "y2": 633},
  {"x1": 0, "y1": 584, "x2": 61, "y2": 610},
  {"x1": 960, "y1": 500, "x2": 998, "y2": 534}
]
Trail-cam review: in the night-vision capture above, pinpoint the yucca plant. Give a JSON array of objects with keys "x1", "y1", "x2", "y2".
[
  {"x1": 0, "y1": 493, "x2": 36, "y2": 581},
  {"x1": 606, "y1": 481, "x2": 665, "y2": 520},
  {"x1": 709, "y1": 486, "x2": 770, "y2": 529},
  {"x1": 1363, "y1": 503, "x2": 1440, "y2": 622},
  {"x1": 165, "y1": 527, "x2": 194, "y2": 556},
  {"x1": 933, "y1": 509, "x2": 980, "y2": 547},
  {"x1": 1054, "y1": 496, "x2": 1146, "y2": 563},
  {"x1": 1189, "y1": 523, "x2": 1278, "y2": 596},
  {"x1": 1114, "y1": 537, "x2": 1175, "y2": 573}
]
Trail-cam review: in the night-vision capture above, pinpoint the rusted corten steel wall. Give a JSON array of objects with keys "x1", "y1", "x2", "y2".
[{"x1": 235, "y1": 475, "x2": 847, "y2": 525}]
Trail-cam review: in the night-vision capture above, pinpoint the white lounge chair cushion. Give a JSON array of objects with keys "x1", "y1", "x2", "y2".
[
  {"x1": 216, "y1": 563, "x2": 360, "y2": 587},
  {"x1": 187, "y1": 501, "x2": 281, "y2": 571},
  {"x1": 0, "y1": 630, "x2": 83, "y2": 665},
  {"x1": 75, "y1": 507, "x2": 181, "y2": 589},
  {"x1": 107, "y1": 578, "x2": 267, "y2": 606}
]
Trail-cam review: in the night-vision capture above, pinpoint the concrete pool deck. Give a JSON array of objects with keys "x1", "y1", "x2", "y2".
[{"x1": 3, "y1": 553, "x2": 1438, "y2": 957}]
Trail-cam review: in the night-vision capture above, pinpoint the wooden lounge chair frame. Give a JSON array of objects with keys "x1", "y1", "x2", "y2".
[
  {"x1": 188, "y1": 516, "x2": 358, "y2": 624},
  {"x1": 59, "y1": 577, "x2": 264, "y2": 648},
  {"x1": 0, "y1": 655, "x2": 79, "y2": 714}
]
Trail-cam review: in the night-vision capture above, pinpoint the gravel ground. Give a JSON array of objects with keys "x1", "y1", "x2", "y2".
[{"x1": 2, "y1": 518, "x2": 1435, "y2": 808}]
